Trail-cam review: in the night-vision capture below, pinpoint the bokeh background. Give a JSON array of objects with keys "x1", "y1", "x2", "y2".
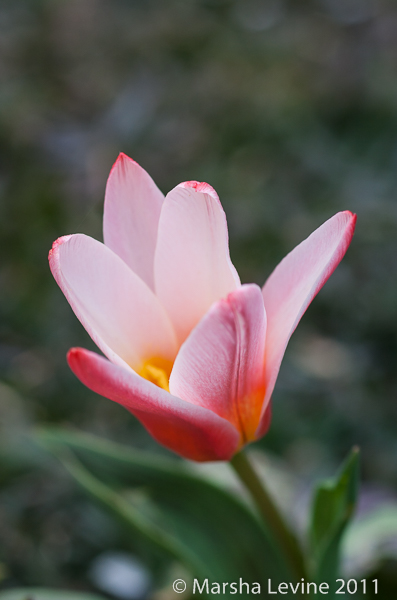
[{"x1": 1, "y1": 0, "x2": 397, "y2": 597}]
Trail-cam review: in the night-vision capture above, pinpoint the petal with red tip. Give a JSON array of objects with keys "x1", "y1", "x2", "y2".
[
  {"x1": 68, "y1": 347, "x2": 240, "y2": 462},
  {"x1": 103, "y1": 153, "x2": 164, "y2": 290},
  {"x1": 154, "y1": 181, "x2": 240, "y2": 344},
  {"x1": 170, "y1": 284, "x2": 267, "y2": 443},
  {"x1": 257, "y1": 211, "x2": 356, "y2": 437},
  {"x1": 49, "y1": 234, "x2": 177, "y2": 370}
]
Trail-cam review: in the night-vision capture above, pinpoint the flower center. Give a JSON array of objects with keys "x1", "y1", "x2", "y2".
[{"x1": 139, "y1": 357, "x2": 173, "y2": 392}]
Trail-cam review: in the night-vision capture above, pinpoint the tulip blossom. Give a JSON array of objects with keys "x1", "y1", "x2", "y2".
[{"x1": 49, "y1": 153, "x2": 356, "y2": 462}]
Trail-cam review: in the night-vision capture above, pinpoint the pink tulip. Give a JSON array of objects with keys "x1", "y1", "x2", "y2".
[{"x1": 49, "y1": 153, "x2": 356, "y2": 462}]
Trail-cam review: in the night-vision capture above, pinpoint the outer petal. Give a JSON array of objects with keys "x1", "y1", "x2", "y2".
[
  {"x1": 170, "y1": 284, "x2": 267, "y2": 444},
  {"x1": 68, "y1": 348, "x2": 240, "y2": 462},
  {"x1": 257, "y1": 211, "x2": 356, "y2": 437},
  {"x1": 103, "y1": 153, "x2": 164, "y2": 290},
  {"x1": 154, "y1": 181, "x2": 241, "y2": 344},
  {"x1": 49, "y1": 234, "x2": 177, "y2": 370}
]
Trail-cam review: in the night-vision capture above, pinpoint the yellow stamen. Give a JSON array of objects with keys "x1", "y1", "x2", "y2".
[{"x1": 139, "y1": 357, "x2": 173, "y2": 392}]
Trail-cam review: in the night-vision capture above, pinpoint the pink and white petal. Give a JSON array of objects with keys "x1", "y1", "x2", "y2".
[
  {"x1": 170, "y1": 284, "x2": 267, "y2": 443},
  {"x1": 257, "y1": 211, "x2": 356, "y2": 438},
  {"x1": 103, "y1": 153, "x2": 164, "y2": 290},
  {"x1": 154, "y1": 181, "x2": 240, "y2": 344},
  {"x1": 68, "y1": 347, "x2": 240, "y2": 462},
  {"x1": 49, "y1": 234, "x2": 177, "y2": 370}
]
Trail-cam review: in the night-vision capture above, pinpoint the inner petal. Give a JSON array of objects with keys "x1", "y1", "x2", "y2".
[{"x1": 154, "y1": 181, "x2": 240, "y2": 345}]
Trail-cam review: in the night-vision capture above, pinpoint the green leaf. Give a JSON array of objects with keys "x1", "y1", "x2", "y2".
[
  {"x1": 309, "y1": 447, "x2": 360, "y2": 591},
  {"x1": 36, "y1": 428, "x2": 293, "y2": 596},
  {"x1": 0, "y1": 589, "x2": 105, "y2": 600}
]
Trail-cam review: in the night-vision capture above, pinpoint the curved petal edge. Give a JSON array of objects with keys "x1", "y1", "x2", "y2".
[
  {"x1": 67, "y1": 347, "x2": 241, "y2": 462},
  {"x1": 257, "y1": 211, "x2": 356, "y2": 438},
  {"x1": 49, "y1": 234, "x2": 177, "y2": 371},
  {"x1": 170, "y1": 284, "x2": 267, "y2": 444}
]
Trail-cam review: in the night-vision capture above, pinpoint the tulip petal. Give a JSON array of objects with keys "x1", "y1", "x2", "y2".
[
  {"x1": 170, "y1": 284, "x2": 267, "y2": 444},
  {"x1": 49, "y1": 234, "x2": 177, "y2": 370},
  {"x1": 257, "y1": 211, "x2": 356, "y2": 437},
  {"x1": 103, "y1": 153, "x2": 164, "y2": 290},
  {"x1": 68, "y1": 347, "x2": 240, "y2": 462},
  {"x1": 154, "y1": 181, "x2": 240, "y2": 344}
]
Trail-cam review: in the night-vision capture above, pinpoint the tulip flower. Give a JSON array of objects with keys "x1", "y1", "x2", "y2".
[{"x1": 49, "y1": 153, "x2": 356, "y2": 462}]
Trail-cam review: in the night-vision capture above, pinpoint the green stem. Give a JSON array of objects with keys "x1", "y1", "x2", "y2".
[{"x1": 230, "y1": 450, "x2": 307, "y2": 581}]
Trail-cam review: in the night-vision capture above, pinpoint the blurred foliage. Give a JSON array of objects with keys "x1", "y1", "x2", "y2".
[
  {"x1": 37, "y1": 429, "x2": 293, "y2": 594},
  {"x1": 1, "y1": 0, "x2": 397, "y2": 597},
  {"x1": 0, "y1": 591, "x2": 106, "y2": 600}
]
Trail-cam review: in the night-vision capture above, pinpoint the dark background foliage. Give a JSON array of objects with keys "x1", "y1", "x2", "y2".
[{"x1": 1, "y1": 0, "x2": 397, "y2": 597}]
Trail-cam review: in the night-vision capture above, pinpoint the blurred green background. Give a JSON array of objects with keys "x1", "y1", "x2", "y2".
[{"x1": 1, "y1": 0, "x2": 397, "y2": 597}]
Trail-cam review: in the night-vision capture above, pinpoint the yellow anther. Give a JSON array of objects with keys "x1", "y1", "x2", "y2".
[{"x1": 139, "y1": 357, "x2": 173, "y2": 392}]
